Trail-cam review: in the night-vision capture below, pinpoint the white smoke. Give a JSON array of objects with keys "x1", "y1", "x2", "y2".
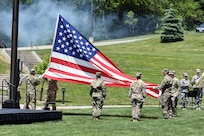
[
  {"x1": 0, "y1": 0, "x2": 90, "y2": 47},
  {"x1": 0, "y1": 1, "x2": 156, "y2": 47}
]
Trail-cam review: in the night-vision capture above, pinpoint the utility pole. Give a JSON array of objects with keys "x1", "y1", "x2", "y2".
[{"x1": 3, "y1": 0, "x2": 20, "y2": 108}]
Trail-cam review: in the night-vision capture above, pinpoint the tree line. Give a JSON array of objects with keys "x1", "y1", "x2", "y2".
[{"x1": 0, "y1": 0, "x2": 203, "y2": 47}]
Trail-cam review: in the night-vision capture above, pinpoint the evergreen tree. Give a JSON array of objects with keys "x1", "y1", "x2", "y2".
[{"x1": 160, "y1": 4, "x2": 184, "y2": 43}]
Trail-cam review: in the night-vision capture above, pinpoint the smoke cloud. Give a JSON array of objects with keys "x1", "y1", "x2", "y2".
[
  {"x1": 0, "y1": 0, "x2": 158, "y2": 47},
  {"x1": 0, "y1": 0, "x2": 90, "y2": 47}
]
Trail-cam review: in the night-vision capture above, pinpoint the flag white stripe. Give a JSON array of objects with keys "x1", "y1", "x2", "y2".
[
  {"x1": 91, "y1": 57, "x2": 133, "y2": 82},
  {"x1": 146, "y1": 89, "x2": 160, "y2": 98},
  {"x1": 44, "y1": 70, "x2": 128, "y2": 85},
  {"x1": 51, "y1": 51, "x2": 133, "y2": 83},
  {"x1": 51, "y1": 52, "x2": 97, "y2": 69},
  {"x1": 94, "y1": 53, "x2": 120, "y2": 71}
]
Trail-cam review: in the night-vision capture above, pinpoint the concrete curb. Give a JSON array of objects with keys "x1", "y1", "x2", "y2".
[{"x1": 18, "y1": 104, "x2": 159, "y2": 110}]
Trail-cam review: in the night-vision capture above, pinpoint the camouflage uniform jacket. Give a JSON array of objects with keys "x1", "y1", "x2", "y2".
[
  {"x1": 180, "y1": 78, "x2": 190, "y2": 93},
  {"x1": 159, "y1": 75, "x2": 173, "y2": 94},
  {"x1": 27, "y1": 74, "x2": 40, "y2": 94},
  {"x1": 90, "y1": 78, "x2": 106, "y2": 98},
  {"x1": 191, "y1": 75, "x2": 200, "y2": 89},
  {"x1": 129, "y1": 79, "x2": 146, "y2": 101},
  {"x1": 171, "y1": 77, "x2": 181, "y2": 97}
]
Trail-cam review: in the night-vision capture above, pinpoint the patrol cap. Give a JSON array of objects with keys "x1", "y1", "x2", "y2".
[
  {"x1": 196, "y1": 69, "x2": 200, "y2": 73},
  {"x1": 96, "y1": 72, "x2": 101, "y2": 76},
  {"x1": 183, "y1": 72, "x2": 188, "y2": 77},
  {"x1": 163, "y1": 68, "x2": 169, "y2": 73},
  {"x1": 136, "y1": 72, "x2": 142, "y2": 77},
  {"x1": 168, "y1": 71, "x2": 174, "y2": 75},
  {"x1": 30, "y1": 69, "x2": 35, "y2": 73}
]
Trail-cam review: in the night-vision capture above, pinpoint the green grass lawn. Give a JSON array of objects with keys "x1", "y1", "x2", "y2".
[
  {"x1": 31, "y1": 32, "x2": 204, "y2": 106},
  {"x1": 1, "y1": 32, "x2": 204, "y2": 135},
  {"x1": 0, "y1": 54, "x2": 10, "y2": 73},
  {"x1": 0, "y1": 32, "x2": 201, "y2": 106},
  {"x1": 1, "y1": 32, "x2": 204, "y2": 106},
  {"x1": 0, "y1": 107, "x2": 203, "y2": 136}
]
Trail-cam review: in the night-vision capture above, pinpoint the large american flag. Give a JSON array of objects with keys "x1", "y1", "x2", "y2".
[{"x1": 43, "y1": 14, "x2": 160, "y2": 98}]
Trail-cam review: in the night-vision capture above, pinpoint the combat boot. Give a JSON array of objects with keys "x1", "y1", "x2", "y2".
[{"x1": 133, "y1": 119, "x2": 138, "y2": 122}]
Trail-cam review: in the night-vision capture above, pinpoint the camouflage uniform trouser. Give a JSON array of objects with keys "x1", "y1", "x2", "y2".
[
  {"x1": 160, "y1": 92, "x2": 171, "y2": 119},
  {"x1": 24, "y1": 93, "x2": 36, "y2": 110},
  {"x1": 131, "y1": 99, "x2": 143, "y2": 120},
  {"x1": 169, "y1": 96, "x2": 178, "y2": 117},
  {"x1": 92, "y1": 97, "x2": 104, "y2": 118},
  {"x1": 180, "y1": 92, "x2": 188, "y2": 108},
  {"x1": 195, "y1": 89, "x2": 203, "y2": 108}
]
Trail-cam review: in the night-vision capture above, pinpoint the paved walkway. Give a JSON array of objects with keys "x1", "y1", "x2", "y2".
[
  {"x1": 10, "y1": 37, "x2": 150, "y2": 51},
  {"x1": 17, "y1": 104, "x2": 158, "y2": 110},
  {"x1": 17, "y1": 104, "x2": 131, "y2": 110}
]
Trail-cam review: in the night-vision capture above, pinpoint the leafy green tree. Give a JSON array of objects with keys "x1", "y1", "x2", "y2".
[
  {"x1": 176, "y1": 0, "x2": 204, "y2": 30},
  {"x1": 160, "y1": 4, "x2": 184, "y2": 43},
  {"x1": 34, "y1": 53, "x2": 50, "y2": 74},
  {"x1": 125, "y1": 10, "x2": 138, "y2": 36}
]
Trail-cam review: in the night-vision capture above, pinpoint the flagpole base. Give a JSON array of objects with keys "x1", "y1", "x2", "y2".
[{"x1": 2, "y1": 100, "x2": 20, "y2": 109}]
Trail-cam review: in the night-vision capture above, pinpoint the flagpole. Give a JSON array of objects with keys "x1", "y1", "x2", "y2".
[
  {"x1": 49, "y1": 14, "x2": 60, "y2": 65},
  {"x1": 3, "y1": 0, "x2": 20, "y2": 108},
  {"x1": 89, "y1": 0, "x2": 94, "y2": 43}
]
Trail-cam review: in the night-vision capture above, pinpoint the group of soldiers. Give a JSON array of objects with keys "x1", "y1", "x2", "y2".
[
  {"x1": 18, "y1": 68, "x2": 203, "y2": 121},
  {"x1": 155, "y1": 68, "x2": 203, "y2": 119},
  {"x1": 89, "y1": 71, "x2": 146, "y2": 122},
  {"x1": 90, "y1": 68, "x2": 204, "y2": 122},
  {"x1": 19, "y1": 69, "x2": 58, "y2": 110},
  {"x1": 180, "y1": 68, "x2": 203, "y2": 111}
]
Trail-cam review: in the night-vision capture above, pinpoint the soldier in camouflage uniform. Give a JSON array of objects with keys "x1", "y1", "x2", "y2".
[
  {"x1": 169, "y1": 71, "x2": 181, "y2": 117},
  {"x1": 43, "y1": 78, "x2": 58, "y2": 110},
  {"x1": 129, "y1": 72, "x2": 146, "y2": 122},
  {"x1": 90, "y1": 72, "x2": 106, "y2": 120},
  {"x1": 191, "y1": 69, "x2": 202, "y2": 110},
  {"x1": 24, "y1": 69, "x2": 40, "y2": 109},
  {"x1": 180, "y1": 73, "x2": 191, "y2": 110},
  {"x1": 155, "y1": 68, "x2": 173, "y2": 119}
]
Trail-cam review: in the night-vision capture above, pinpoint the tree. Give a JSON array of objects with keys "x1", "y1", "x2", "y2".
[
  {"x1": 34, "y1": 53, "x2": 50, "y2": 74},
  {"x1": 160, "y1": 4, "x2": 184, "y2": 43},
  {"x1": 176, "y1": 0, "x2": 204, "y2": 30},
  {"x1": 125, "y1": 10, "x2": 138, "y2": 36}
]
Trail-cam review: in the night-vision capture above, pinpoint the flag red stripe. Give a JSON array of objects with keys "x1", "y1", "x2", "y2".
[
  {"x1": 43, "y1": 68, "x2": 131, "y2": 87},
  {"x1": 91, "y1": 53, "x2": 135, "y2": 81},
  {"x1": 50, "y1": 56, "x2": 131, "y2": 84}
]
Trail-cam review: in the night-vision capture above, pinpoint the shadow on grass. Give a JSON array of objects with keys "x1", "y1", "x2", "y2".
[
  {"x1": 141, "y1": 115, "x2": 159, "y2": 120},
  {"x1": 56, "y1": 100, "x2": 70, "y2": 103},
  {"x1": 62, "y1": 112, "x2": 159, "y2": 120}
]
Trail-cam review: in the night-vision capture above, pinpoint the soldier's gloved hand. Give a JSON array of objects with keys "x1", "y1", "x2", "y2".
[
  {"x1": 153, "y1": 86, "x2": 157, "y2": 90},
  {"x1": 38, "y1": 75, "x2": 43, "y2": 80}
]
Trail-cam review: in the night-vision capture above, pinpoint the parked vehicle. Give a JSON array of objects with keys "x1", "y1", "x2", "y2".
[{"x1": 196, "y1": 23, "x2": 204, "y2": 32}]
